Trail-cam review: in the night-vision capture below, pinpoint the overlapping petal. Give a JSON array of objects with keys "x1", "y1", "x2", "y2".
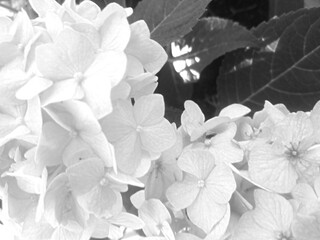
[
  {"x1": 134, "y1": 94, "x2": 165, "y2": 126},
  {"x1": 66, "y1": 158, "x2": 104, "y2": 196},
  {"x1": 177, "y1": 149, "x2": 215, "y2": 179},
  {"x1": 166, "y1": 174, "x2": 199, "y2": 210},
  {"x1": 140, "y1": 120, "x2": 176, "y2": 153},
  {"x1": 248, "y1": 142, "x2": 298, "y2": 193},
  {"x1": 233, "y1": 190, "x2": 294, "y2": 240},
  {"x1": 187, "y1": 191, "x2": 228, "y2": 234},
  {"x1": 81, "y1": 50, "x2": 127, "y2": 118},
  {"x1": 125, "y1": 20, "x2": 167, "y2": 73},
  {"x1": 205, "y1": 164, "x2": 236, "y2": 204}
]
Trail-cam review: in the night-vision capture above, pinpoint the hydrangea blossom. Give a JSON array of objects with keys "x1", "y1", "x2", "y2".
[
  {"x1": 143, "y1": 132, "x2": 183, "y2": 201},
  {"x1": 0, "y1": 0, "x2": 170, "y2": 238},
  {"x1": 66, "y1": 157, "x2": 143, "y2": 218},
  {"x1": 100, "y1": 94, "x2": 176, "y2": 175},
  {"x1": 181, "y1": 101, "x2": 245, "y2": 164},
  {"x1": 3, "y1": 0, "x2": 320, "y2": 239},
  {"x1": 291, "y1": 176, "x2": 320, "y2": 215},
  {"x1": 166, "y1": 149, "x2": 236, "y2": 233},
  {"x1": 35, "y1": 27, "x2": 126, "y2": 118},
  {"x1": 0, "y1": 10, "x2": 34, "y2": 67},
  {"x1": 130, "y1": 190, "x2": 175, "y2": 239},
  {"x1": 42, "y1": 100, "x2": 115, "y2": 168},
  {"x1": 233, "y1": 190, "x2": 294, "y2": 240},
  {"x1": 248, "y1": 110, "x2": 320, "y2": 193}
]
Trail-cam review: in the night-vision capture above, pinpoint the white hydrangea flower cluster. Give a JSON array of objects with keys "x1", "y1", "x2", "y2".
[
  {"x1": 1, "y1": 1, "x2": 320, "y2": 240},
  {"x1": 0, "y1": 0, "x2": 171, "y2": 239}
]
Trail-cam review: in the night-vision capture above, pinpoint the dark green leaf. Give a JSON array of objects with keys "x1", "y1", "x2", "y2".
[
  {"x1": 165, "y1": 106, "x2": 183, "y2": 126},
  {"x1": 169, "y1": 17, "x2": 261, "y2": 82},
  {"x1": 156, "y1": 62, "x2": 193, "y2": 110},
  {"x1": 217, "y1": 7, "x2": 320, "y2": 112},
  {"x1": 269, "y1": 0, "x2": 304, "y2": 18},
  {"x1": 305, "y1": 0, "x2": 320, "y2": 8},
  {"x1": 129, "y1": 0, "x2": 211, "y2": 46}
]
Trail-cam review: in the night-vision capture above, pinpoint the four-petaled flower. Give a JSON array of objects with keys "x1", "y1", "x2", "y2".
[
  {"x1": 100, "y1": 94, "x2": 176, "y2": 175},
  {"x1": 166, "y1": 149, "x2": 236, "y2": 233}
]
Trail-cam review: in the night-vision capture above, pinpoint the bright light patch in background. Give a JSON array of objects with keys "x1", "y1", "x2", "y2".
[
  {"x1": 265, "y1": 39, "x2": 279, "y2": 53},
  {"x1": 171, "y1": 42, "x2": 201, "y2": 82}
]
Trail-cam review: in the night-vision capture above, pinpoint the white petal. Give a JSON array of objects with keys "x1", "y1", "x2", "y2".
[
  {"x1": 24, "y1": 96, "x2": 42, "y2": 137},
  {"x1": 77, "y1": 186, "x2": 119, "y2": 218},
  {"x1": 28, "y1": 0, "x2": 61, "y2": 17},
  {"x1": 219, "y1": 104, "x2": 250, "y2": 119},
  {"x1": 187, "y1": 191, "x2": 227, "y2": 233},
  {"x1": 76, "y1": 0, "x2": 101, "y2": 20},
  {"x1": 181, "y1": 100, "x2": 204, "y2": 136},
  {"x1": 263, "y1": 100, "x2": 287, "y2": 124},
  {"x1": 177, "y1": 149, "x2": 215, "y2": 179},
  {"x1": 166, "y1": 174, "x2": 199, "y2": 210},
  {"x1": 44, "y1": 100, "x2": 99, "y2": 133},
  {"x1": 83, "y1": 51, "x2": 127, "y2": 119},
  {"x1": 66, "y1": 158, "x2": 104, "y2": 195},
  {"x1": 139, "y1": 199, "x2": 171, "y2": 236},
  {"x1": 190, "y1": 116, "x2": 230, "y2": 141},
  {"x1": 81, "y1": 131, "x2": 116, "y2": 168},
  {"x1": 140, "y1": 120, "x2": 176, "y2": 153},
  {"x1": 253, "y1": 190, "x2": 293, "y2": 233},
  {"x1": 205, "y1": 204, "x2": 230, "y2": 240},
  {"x1": 291, "y1": 183, "x2": 317, "y2": 203},
  {"x1": 130, "y1": 190, "x2": 145, "y2": 209},
  {"x1": 16, "y1": 77, "x2": 52, "y2": 100},
  {"x1": 107, "y1": 171, "x2": 144, "y2": 187},
  {"x1": 161, "y1": 221, "x2": 175, "y2": 240},
  {"x1": 205, "y1": 164, "x2": 236, "y2": 204},
  {"x1": 291, "y1": 214, "x2": 320, "y2": 240},
  {"x1": 100, "y1": 99, "x2": 136, "y2": 142},
  {"x1": 114, "y1": 131, "x2": 142, "y2": 174},
  {"x1": 62, "y1": 137, "x2": 95, "y2": 167},
  {"x1": 55, "y1": 27, "x2": 96, "y2": 72},
  {"x1": 248, "y1": 143, "x2": 298, "y2": 193},
  {"x1": 134, "y1": 94, "x2": 165, "y2": 126},
  {"x1": 94, "y1": 2, "x2": 125, "y2": 28},
  {"x1": 36, "y1": 121, "x2": 70, "y2": 167},
  {"x1": 109, "y1": 212, "x2": 144, "y2": 230},
  {"x1": 71, "y1": 23, "x2": 100, "y2": 50},
  {"x1": 99, "y1": 7, "x2": 130, "y2": 51},
  {"x1": 90, "y1": 218, "x2": 110, "y2": 239},
  {"x1": 314, "y1": 176, "x2": 320, "y2": 198},
  {"x1": 45, "y1": 12, "x2": 63, "y2": 41},
  {"x1": 40, "y1": 79, "x2": 83, "y2": 106},
  {"x1": 126, "y1": 20, "x2": 167, "y2": 73},
  {"x1": 233, "y1": 211, "x2": 275, "y2": 240},
  {"x1": 274, "y1": 112, "x2": 313, "y2": 146},
  {"x1": 35, "y1": 44, "x2": 74, "y2": 81}
]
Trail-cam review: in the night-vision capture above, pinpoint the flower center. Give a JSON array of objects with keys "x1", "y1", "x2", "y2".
[
  {"x1": 197, "y1": 179, "x2": 205, "y2": 188},
  {"x1": 136, "y1": 125, "x2": 143, "y2": 132},
  {"x1": 285, "y1": 142, "x2": 301, "y2": 162},
  {"x1": 16, "y1": 116, "x2": 24, "y2": 125},
  {"x1": 73, "y1": 72, "x2": 84, "y2": 83},
  {"x1": 69, "y1": 130, "x2": 78, "y2": 138},
  {"x1": 99, "y1": 177, "x2": 109, "y2": 186},
  {"x1": 275, "y1": 231, "x2": 293, "y2": 240}
]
